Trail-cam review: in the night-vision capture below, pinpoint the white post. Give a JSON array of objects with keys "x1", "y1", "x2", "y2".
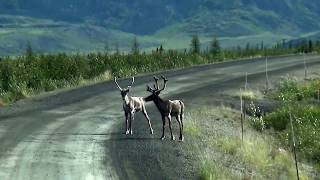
[
  {"x1": 245, "y1": 72, "x2": 248, "y2": 91},
  {"x1": 289, "y1": 112, "x2": 300, "y2": 180},
  {"x1": 240, "y1": 88, "x2": 244, "y2": 142},
  {"x1": 304, "y1": 53, "x2": 307, "y2": 80},
  {"x1": 265, "y1": 56, "x2": 269, "y2": 89}
]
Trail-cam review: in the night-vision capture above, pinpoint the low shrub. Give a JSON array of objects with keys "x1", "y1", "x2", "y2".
[
  {"x1": 272, "y1": 77, "x2": 320, "y2": 102},
  {"x1": 247, "y1": 102, "x2": 266, "y2": 131},
  {"x1": 264, "y1": 107, "x2": 290, "y2": 131},
  {"x1": 265, "y1": 105, "x2": 320, "y2": 164}
]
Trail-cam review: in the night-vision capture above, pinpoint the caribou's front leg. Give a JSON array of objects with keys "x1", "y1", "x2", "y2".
[
  {"x1": 129, "y1": 110, "x2": 135, "y2": 134},
  {"x1": 168, "y1": 115, "x2": 175, "y2": 140},
  {"x1": 161, "y1": 116, "x2": 166, "y2": 140},
  {"x1": 125, "y1": 112, "x2": 129, "y2": 135},
  {"x1": 142, "y1": 107, "x2": 153, "y2": 134}
]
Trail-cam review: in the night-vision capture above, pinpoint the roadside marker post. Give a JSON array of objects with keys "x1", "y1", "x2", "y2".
[
  {"x1": 240, "y1": 88, "x2": 244, "y2": 142},
  {"x1": 265, "y1": 56, "x2": 269, "y2": 90},
  {"x1": 304, "y1": 53, "x2": 307, "y2": 80},
  {"x1": 245, "y1": 72, "x2": 248, "y2": 91},
  {"x1": 289, "y1": 112, "x2": 300, "y2": 180}
]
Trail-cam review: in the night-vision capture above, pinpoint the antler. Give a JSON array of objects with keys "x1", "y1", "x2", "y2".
[
  {"x1": 114, "y1": 77, "x2": 122, "y2": 90},
  {"x1": 153, "y1": 76, "x2": 159, "y2": 90},
  {"x1": 159, "y1": 75, "x2": 168, "y2": 91},
  {"x1": 127, "y1": 77, "x2": 135, "y2": 89},
  {"x1": 147, "y1": 75, "x2": 168, "y2": 93}
]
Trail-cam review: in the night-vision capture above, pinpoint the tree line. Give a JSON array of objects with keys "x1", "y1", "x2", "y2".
[{"x1": 0, "y1": 36, "x2": 319, "y2": 103}]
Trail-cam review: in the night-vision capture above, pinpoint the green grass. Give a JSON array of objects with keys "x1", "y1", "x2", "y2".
[
  {"x1": 199, "y1": 158, "x2": 234, "y2": 180},
  {"x1": 215, "y1": 135, "x2": 306, "y2": 180},
  {"x1": 238, "y1": 89, "x2": 263, "y2": 101},
  {"x1": 184, "y1": 121, "x2": 201, "y2": 138}
]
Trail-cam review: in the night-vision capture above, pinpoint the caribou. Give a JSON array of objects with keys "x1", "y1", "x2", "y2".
[
  {"x1": 114, "y1": 77, "x2": 153, "y2": 135},
  {"x1": 145, "y1": 76, "x2": 185, "y2": 141}
]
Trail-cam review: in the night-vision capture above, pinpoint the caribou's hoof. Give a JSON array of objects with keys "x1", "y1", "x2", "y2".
[
  {"x1": 160, "y1": 136, "x2": 165, "y2": 140},
  {"x1": 150, "y1": 129, "x2": 154, "y2": 134},
  {"x1": 171, "y1": 136, "x2": 175, "y2": 141},
  {"x1": 125, "y1": 130, "x2": 130, "y2": 135},
  {"x1": 179, "y1": 136, "x2": 184, "y2": 142},
  {"x1": 130, "y1": 130, "x2": 133, "y2": 135}
]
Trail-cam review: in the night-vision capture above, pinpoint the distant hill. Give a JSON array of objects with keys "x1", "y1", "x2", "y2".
[{"x1": 0, "y1": 0, "x2": 320, "y2": 55}]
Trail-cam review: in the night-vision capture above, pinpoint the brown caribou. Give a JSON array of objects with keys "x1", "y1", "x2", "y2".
[
  {"x1": 144, "y1": 76, "x2": 185, "y2": 141},
  {"x1": 114, "y1": 77, "x2": 153, "y2": 135}
]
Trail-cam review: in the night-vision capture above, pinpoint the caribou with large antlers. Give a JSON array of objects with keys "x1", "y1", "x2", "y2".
[
  {"x1": 145, "y1": 76, "x2": 185, "y2": 141},
  {"x1": 114, "y1": 77, "x2": 153, "y2": 135}
]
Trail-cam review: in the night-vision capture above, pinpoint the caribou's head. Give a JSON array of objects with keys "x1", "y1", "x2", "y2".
[
  {"x1": 114, "y1": 77, "x2": 135, "y2": 100},
  {"x1": 145, "y1": 75, "x2": 168, "y2": 102}
]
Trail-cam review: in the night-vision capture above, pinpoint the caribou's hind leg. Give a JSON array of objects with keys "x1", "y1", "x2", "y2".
[
  {"x1": 168, "y1": 115, "x2": 175, "y2": 140},
  {"x1": 161, "y1": 116, "x2": 166, "y2": 140},
  {"x1": 176, "y1": 115, "x2": 183, "y2": 141}
]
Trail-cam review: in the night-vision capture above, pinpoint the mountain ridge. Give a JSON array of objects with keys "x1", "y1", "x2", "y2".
[
  {"x1": 0, "y1": 0, "x2": 320, "y2": 55},
  {"x1": 1, "y1": 0, "x2": 320, "y2": 35}
]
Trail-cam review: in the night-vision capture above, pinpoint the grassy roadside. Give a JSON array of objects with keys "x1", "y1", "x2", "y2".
[{"x1": 184, "y1": 104, "x2": 311, "y2": 180}]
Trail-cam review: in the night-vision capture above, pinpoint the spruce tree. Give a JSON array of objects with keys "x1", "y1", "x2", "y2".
[
  {"x1": 210, "y1": 37, "x2": 221, "y2": 57},
  {"x1": 114, "y1": 42, "x2": 120, "y2": 55},
  {"x1": 245, "y1": 42, "x2": 250, "y2": 56},
  {"x1": 26, "y1": 41, "x2": 34, "y2": 60},
  {"x1": 159, "y1": 44, "x2": 164, "y2": 54},
  {"x1": 288, "y1": 41, "x2": 293, "y2": 49},
  {"x1": 308, "y1": 40, "x2": 313, "y2": 53},
  {"x1": 282, "y1": 39, "x2": 286, "y2": 49},
  {"x1": 131, "y1": 36, "x2": 140, "y2": 55},
  {"x1": 190, "y1": 35, "x2": 200, "y2": 54},
  {"x1": 260, "y1": 41, "x2": 264, "y2": 50},
  {"x1": 104, "y1": 40, "x2": 110, "y2": 54}
]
